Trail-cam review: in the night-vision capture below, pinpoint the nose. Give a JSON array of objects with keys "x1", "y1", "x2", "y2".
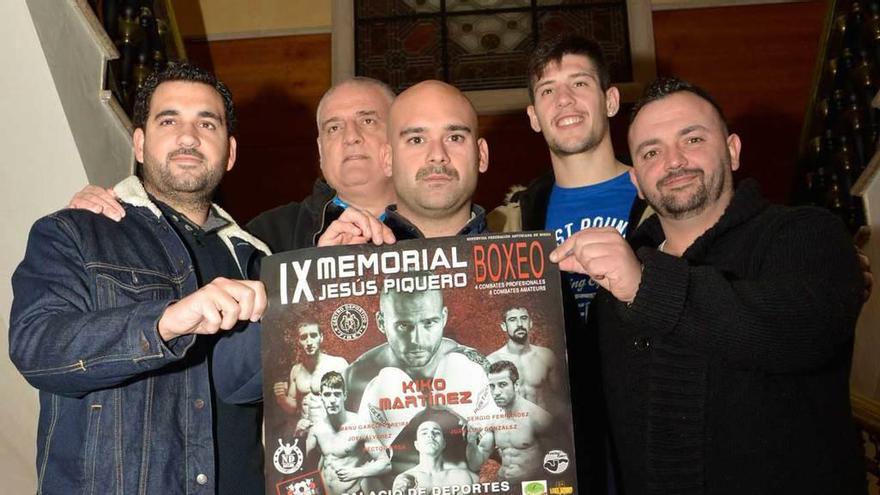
[
  {"x1": 176, "y1": 123, "x2": 200, "y2": 148},
  {"x1": 667, "y1": 145, "x2": 688, "y2": 169},
  {"x1": 410, "y1": 325, "x2": 431, "y2": 347},
  {"x1": 343, "y1": 121, "x2": 363, "y2": 145},
  {"x1": 555, "y1": 85, "x2": 574, "y2": 108},
  {"x1": 427, "y1": 140, "x2": 450, "y2": 165}
]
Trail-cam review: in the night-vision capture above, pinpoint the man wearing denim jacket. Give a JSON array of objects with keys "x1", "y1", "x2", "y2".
[{"x1": 9, "y1": 64, "x2": 269, "y2": 494}]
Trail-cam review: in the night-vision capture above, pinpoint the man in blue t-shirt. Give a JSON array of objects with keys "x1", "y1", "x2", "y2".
[
  {"x1": 544, "y1": 173, "x2": 637, "y2": 320},
  {"x1": 489, "y1": 35, "x2": 646, "y2": 321},
  {"x1": 487, "y1": 35, "x2": 647, "y2": 494}
]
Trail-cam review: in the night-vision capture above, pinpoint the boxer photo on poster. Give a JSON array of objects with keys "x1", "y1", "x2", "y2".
[{"x1": 261, "y1": 232, "x2": 578, "y2": 495}]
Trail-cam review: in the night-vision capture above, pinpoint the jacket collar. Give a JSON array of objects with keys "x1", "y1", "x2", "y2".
[
  {"x1": 518, "y1": 171, "x2": 555, "y2": 231},
  {"x1": 383, "y1": 204, "x2": 488, "y2": 240},
  {"x1": 113, "y1": 176, "x2": 271, "y2": 255},
  {"x1": 630, "y1": 178, "x2": 769, "y2": 260}
]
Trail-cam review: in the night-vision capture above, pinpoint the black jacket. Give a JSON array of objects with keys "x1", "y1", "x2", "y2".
[
  {"x1": 246, "y1": 179, "x2": 342, "y2": 252},
  {"x1": 594, "y1": 180, "x2": 865, "y2": 495},
  {"x1": 383, "y1": 204, "x2": 488, "y2": 239}
]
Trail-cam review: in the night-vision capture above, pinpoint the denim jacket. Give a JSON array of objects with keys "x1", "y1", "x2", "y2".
[{"x1": 9, "y1": 176, "x2": 269, "y2": 495}]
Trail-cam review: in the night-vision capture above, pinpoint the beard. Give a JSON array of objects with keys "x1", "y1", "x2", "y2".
[
  {"x1": 546, "y1": 116, "x2": 608, "y2": 157},
  {"x1": 141, "y1": 146, "x2": 226, "y2": 209},
  {"x1": 509, "y1": 327, "x2": 529, "y2": 344},
  {"x1": 645, "y1": 155, "x2": 731, "y2": 221}
]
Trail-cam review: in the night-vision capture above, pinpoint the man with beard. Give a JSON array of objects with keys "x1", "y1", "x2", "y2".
[
  {"x1": 551, "y1": 77, "x2": 866, "y2": 494},
  {"x1": 68, "y1": 76, "x2": 397, "y2": 253},
  {"x1": 273, "y1": 322, "x2": 348, "y2": 421},
  {"x1": 392, "y1": 421, "x2": 477, "y2": 493},
  {"x1": 303, "y1": 372, "x2": 391, "y2": 494},
  {"x1": 487, "y1": 307, "x2": 559, "y2": 409},
  {"x1": 9, "y1": 64, "x2": 269, "y2": 493},
  {"x1": 467, "y1": 361, "x2": 552, "y2": 481}
]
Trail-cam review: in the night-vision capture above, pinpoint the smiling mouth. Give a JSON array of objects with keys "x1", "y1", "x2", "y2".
[
  {"x1": 555, "y1": 115, "x2": 585, "y2": 128},
  {"x1": 661, "y1": 171, "x2": 701, "y2": 188}
]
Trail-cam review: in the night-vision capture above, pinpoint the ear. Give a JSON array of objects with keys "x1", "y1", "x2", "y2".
[
  {"x1": 317, "y1": 136, "x2": 324, "y2": 171},
  {"x1": 629, "y1": 167, "x2": 645, "y2": 200},
  {"x1": 226, "y1": 136, "x2": 237, "y2": 172},
  {"x1": 526, "y1": 105, "x2": 542, "y2": 133},
  {"x1": 375, "y1": 310, "x2": 386, "y2": 335},
  {"x1": 381, "y1": 143, "x2": 393, "y2": 177},
  {"x1": 133, "y1": 128, "x2": 145, "y2": 164},
  {"x1": 727, "y1": 133, "x2": 742, "y2": 172},
  {"x1": 605, "y1": 86, "x2": 620, "y2": 117},
  {"x1": 441, "y1": 306, "x2": 448, "y2": 327},
  {"x1": 477, "y1": 138, "x2": 489, "y2": 173}
]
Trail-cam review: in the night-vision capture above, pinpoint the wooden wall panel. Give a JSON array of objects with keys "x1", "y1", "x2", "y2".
[
  {"x1": 186, "y1": 34, "x2": 331, "y2": 223},
  {"x1": 188, "y1": 2, "x2": 828, "y2": 223},
  {"x1": 652, "y1": 1, "x2": 827, "y2": 203}
]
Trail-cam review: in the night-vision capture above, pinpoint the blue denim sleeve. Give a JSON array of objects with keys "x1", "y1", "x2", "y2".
[
  {"x1": 212, "y1": 320, "x2": 263, "y2": 404},
  {"x1": 9, "y1": 215, "x2": 196, "y2": 398}
]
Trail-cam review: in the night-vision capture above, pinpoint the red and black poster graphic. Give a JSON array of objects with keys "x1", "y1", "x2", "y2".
[{"x1": 261, "y1": 232, "x2": 577, "y2": 495}]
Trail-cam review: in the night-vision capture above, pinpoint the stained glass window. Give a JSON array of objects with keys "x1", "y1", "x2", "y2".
[{"x1": 354, "y1": 0, "x2": 634, "y2": 93}]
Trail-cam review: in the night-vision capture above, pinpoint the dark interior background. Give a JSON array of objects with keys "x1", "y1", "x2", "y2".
[{"x1": 182, "y1": 1, "x2": 826, "y2": 224}]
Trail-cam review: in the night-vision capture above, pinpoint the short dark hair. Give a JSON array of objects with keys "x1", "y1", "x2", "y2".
[
  {"x1": 488, "y1": 360, "x2": 519, "y2": 384},
  {"x1": 528, "y1": 34, "x2": 611, "y2": 103},
  {"x1": 630, "y1": 77, "x2": 727, "y2": 130},
  {"x1": 297, "y1": 321, "x2": 321, "y2": 334},
  {"x1": 132, "y1": 62, "x2": 236, "y2": 135},
  {"x1": 320, "y1": 371, "x2": 346, "y2": 393}
]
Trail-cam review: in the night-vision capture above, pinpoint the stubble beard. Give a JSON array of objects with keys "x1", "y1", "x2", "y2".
[
  {"x1": 141, "y1": 146, "x2": 226, "y2": 211},
  {"x1": 648, "y1": 155, "x2": 730, "y2": 221},
  {"x1": 547, "y1": 115, "x2": 608, "y2": 157},
  {"x1": 509, "y1": 328, "x2": 529, "y2": 344}
]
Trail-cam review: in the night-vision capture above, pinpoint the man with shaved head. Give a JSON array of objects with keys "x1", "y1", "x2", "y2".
[{"x1": 319, "y1": 79, "x2": 489, "y2": 244}]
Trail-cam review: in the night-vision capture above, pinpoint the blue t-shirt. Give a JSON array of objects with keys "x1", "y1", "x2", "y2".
[{"x1": 545, "y1": 171, "x2": 638, "y2": 321}]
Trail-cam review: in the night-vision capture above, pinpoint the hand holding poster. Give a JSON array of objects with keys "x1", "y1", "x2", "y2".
[{"x1": 261, "y1": 232, "x2": 577, "y2": 495}]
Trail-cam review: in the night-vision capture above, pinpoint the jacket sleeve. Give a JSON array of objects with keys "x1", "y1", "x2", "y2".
[
  {"x1": 621, "y1": 208, "x2": 864, "y2": 374},
  {"x1": 246, "y1": 203, "x2": 302, "y2": 253},
  {"x1": 9, "y1": 215, "x2": 196, "y2": 398}
]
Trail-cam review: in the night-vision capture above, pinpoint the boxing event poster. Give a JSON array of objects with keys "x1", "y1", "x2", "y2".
[{"x1": 261, "y1": 232, "x2": 577, "y2": 495}]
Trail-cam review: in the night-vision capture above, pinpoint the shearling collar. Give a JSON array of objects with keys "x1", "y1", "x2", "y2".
[{"x1": 113, "y1": 175, "x2": 271, "y2": 256}]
